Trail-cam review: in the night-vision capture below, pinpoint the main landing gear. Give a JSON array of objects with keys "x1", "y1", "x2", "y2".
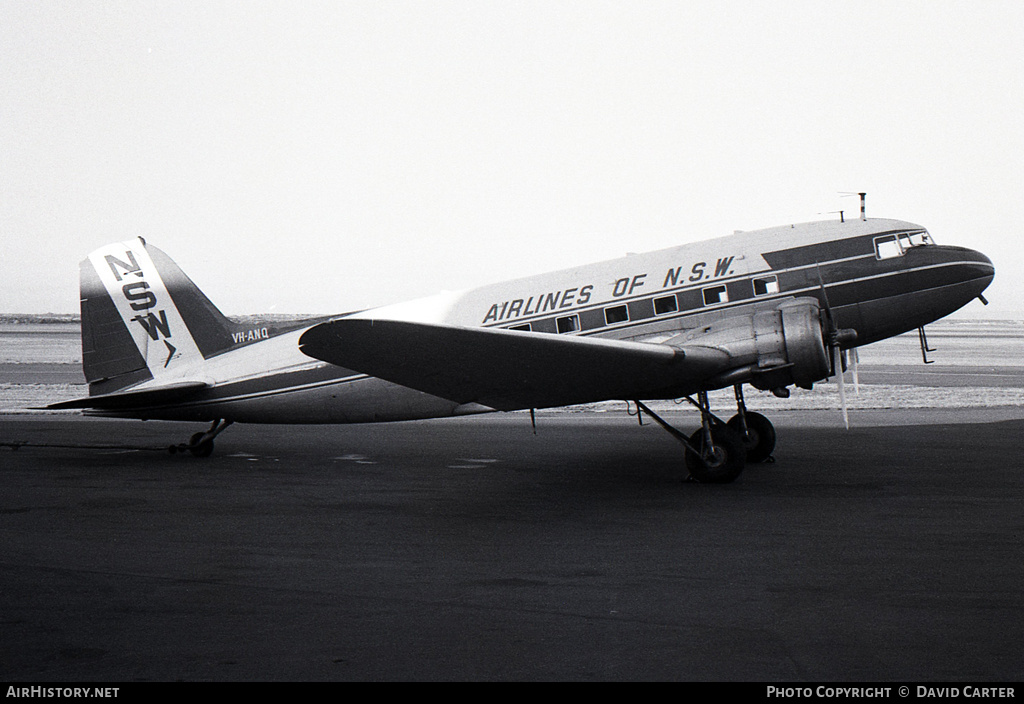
[
  {"x1": 635, "y1": 384, "x2": 777, "y2": 484},
  {"x1": 726, "y1": 383, "x2": 777, "y2": 465},
  {"x1": 169, "y1": 419, "x2": 233, "y2": 457}
]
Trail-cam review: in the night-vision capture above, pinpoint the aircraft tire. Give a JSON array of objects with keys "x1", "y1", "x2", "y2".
[
  {"x1": 188, "y1": 432, "x2": 214, "y2": 458},
  {"x1": 727, "y1": 412, "x2": 776, "y2": 464},
  {"x1": 685, "y1": 426, "x2": 745, "y2": 484}
]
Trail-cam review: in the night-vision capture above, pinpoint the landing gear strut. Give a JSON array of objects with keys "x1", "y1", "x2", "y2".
[
  {"x1": 635, "y1": 385, "x2": 778, "y2": 483},
  {"x1": 636, "y1": 394, "x2": 746, "y2": 484},
  {"x1": 170, "y1": 419, "x2": 233, "y2": 457}
]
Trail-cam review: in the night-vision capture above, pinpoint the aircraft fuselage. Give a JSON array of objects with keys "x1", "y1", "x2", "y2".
[{"x1": 84, "y1": 217, "x2": 994, "y2": 424}]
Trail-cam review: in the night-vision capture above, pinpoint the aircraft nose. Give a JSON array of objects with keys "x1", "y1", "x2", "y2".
[
  {"x1": 963, "y1": 248, "x2": 995, "y2": 294},
  {"x1": 907, "y1": 244, "x2": 995, "y2": 310},
  {"x1": 945, "y1": 246, "x2": 995, "y2": 307}
]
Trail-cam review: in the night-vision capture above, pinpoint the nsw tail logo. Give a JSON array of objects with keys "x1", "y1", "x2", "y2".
[{"x1": 103, "y1": 248, "x2": 180, "y2": 368}]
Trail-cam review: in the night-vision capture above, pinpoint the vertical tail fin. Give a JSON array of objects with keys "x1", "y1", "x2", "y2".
[{"x1": 80, "y1": 238, "x2": 237, "y2": 393}]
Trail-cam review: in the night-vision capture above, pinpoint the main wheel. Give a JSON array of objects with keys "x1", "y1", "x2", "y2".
[
  {"x1": 188, "y1": 432, "x2": 214, "y2": 458},
  {"x1": 727, "y1": 412, "x2": 776, "y2": 464},
  {"x1": 685, "y1": 425, "x2": 745, "y2": 483}
]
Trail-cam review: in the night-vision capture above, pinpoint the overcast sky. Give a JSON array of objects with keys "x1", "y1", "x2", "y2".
[{"x1": 2, "y1": 1, "x2": 1021, "y2": 318}]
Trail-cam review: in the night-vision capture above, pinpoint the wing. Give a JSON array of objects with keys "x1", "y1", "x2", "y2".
[
  {"x1": 46, "y1": 381, "x2": 210, "y2": 410},
  {"x1": 298, "y1": 319, "x2": 730, "y2": 411}
]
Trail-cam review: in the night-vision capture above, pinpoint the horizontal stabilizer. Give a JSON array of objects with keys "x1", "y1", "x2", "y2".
[
  {"x1": 47, "y1": 381, "x2": 210, "y2": 410},
  {"x1": 299, "y1": 319, "x2": 729, "y2": 411}
]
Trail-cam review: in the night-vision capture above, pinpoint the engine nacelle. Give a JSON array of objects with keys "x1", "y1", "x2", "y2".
[
  {"x1": 670, "y1": 298, "x2": 832, "y2": 392},
  {"x1": 749, "y1": 301, "x2": 832, "y2": 391}
]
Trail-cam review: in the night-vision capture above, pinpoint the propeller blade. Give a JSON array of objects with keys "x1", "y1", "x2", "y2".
[
  {"x1": 851, "y1": 347, "x2": 860, "y2": 396},
  {"x1": 833, "y1": 345, "x2": 849, "y2": 430},
  {"x1": 820, "y1": 263, "x2": 855, "y2": 428}
]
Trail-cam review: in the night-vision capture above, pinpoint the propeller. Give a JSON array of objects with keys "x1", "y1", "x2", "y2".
[
  {"x1": 833, "y1": 344, "x2": 849, "y2": 430},
  {"x1": 816, "y1": 266, "x2": 858, "y2": 429},
  {"x1": 850, "y1": 347, "x2": 860, "y2": 396}
]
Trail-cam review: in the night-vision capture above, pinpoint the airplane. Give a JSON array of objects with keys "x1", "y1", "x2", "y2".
[{"x1": 49, "y1": 207, "x2": 995, "y2": 483}]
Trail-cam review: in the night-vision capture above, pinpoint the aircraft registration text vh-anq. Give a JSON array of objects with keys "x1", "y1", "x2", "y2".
[{"x1": 50, "y1": 211, "x2": 994, "y2": 483}]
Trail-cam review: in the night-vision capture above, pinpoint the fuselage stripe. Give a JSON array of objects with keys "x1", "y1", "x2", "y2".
[{"x1": 485, "y1": 255, "x2": 980, "y2": 338}]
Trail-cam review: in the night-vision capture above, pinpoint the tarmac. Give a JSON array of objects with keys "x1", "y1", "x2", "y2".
[{"x1": 1, "y1": 410, "x2": 1022, "y2": 681}]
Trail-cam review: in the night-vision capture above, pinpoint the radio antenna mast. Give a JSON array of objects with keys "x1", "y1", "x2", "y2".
[{"x1": 839, "y1": 191, "x2": 868, "y2": 221}]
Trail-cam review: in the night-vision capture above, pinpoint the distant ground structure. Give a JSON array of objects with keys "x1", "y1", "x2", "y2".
[
  {"x1": 0, "y1": 313, "x2": 323, "y2": 325},
  {"x1": 0, "y1": 313, "x2": 80, "y2": 325}
]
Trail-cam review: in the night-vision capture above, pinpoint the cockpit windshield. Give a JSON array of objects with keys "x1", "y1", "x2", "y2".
[
  {"x1": 874, "y1": 231, "x2": 935, "y2": 259},
  {"x1": 902, "y1": 231, "x2": 935, "y2": 248}
]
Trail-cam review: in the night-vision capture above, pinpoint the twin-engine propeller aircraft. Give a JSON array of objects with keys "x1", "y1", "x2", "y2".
[{"x1": 50, "y1": 211, "x2": 994, "y2": 482}]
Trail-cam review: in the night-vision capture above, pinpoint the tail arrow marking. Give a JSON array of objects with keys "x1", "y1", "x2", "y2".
[{"x1": 163, "y1": 340, "x2": 177, "y2": 368}]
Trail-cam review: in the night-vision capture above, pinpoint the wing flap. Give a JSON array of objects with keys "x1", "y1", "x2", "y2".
[
  {"x1": 299, "y1": 319, "x2": 730, "y2": 411},
  {"x1": 46, "y1": 381, "x2": 210, "y2": 410}
]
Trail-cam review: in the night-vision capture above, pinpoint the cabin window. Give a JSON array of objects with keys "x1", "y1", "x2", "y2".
[
  {"x1": 508, "y1": 323, "x2": 531, "y2": 332},
  {"x1": 556, "y1": 314, "x2": 580, "y2": 334},
  {"x1": 752, "y1": 275, "x2": 779, "y2": 296},
  {"x1": 653, "y1": 295, "x2": 678, "y2": 315},
  {"x1": 604, "y1": 305, "x2": 629, "y2": 325},
  {"x1": 702, "y1": 284, "x2": 729, "y2": 306}
]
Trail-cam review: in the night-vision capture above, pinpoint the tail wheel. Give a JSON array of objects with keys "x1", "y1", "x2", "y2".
[
  {"x1": 685, "y1": 425, "x2": 745, "y2": 484},
  {"x1": 727, "y1": 412, "x2": 776, "y2": 464},
  {"x1": 188, "y1": 432, "x2": 214, "y2": 458}
]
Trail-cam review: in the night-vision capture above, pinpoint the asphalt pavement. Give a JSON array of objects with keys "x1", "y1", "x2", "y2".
[{"x1": 1, "y1": 412, "x2": 1021, "y2": 681}]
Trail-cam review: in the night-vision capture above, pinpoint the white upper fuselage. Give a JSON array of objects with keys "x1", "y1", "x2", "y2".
[{"x1": 359, "y1": 217, "x2": 877, "y2": 329}]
